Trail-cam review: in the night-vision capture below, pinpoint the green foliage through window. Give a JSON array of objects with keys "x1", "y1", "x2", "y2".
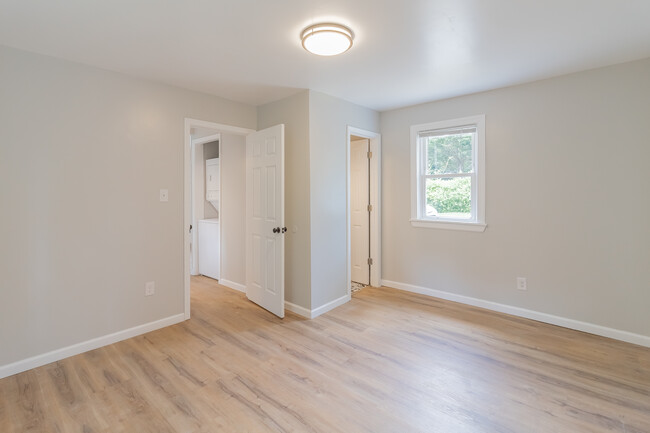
[{"x1": 426, "y1": 177, "x2": 471, "y2": 216}]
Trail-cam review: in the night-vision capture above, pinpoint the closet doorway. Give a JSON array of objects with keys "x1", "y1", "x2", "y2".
[{"x1": 347, "y1": 127, "x2": 382, "y2": 295}]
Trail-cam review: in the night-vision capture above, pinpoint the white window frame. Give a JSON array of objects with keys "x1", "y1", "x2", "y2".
[{"x1": 410, "y1": 115, "x2": 486, "y2": 232}]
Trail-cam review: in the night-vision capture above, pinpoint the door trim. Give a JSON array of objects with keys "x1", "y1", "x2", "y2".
[
  {"x1": 346, "y1": 126, "x2": 382, "y2": 295},
  {"x1": 184, "y1": 118, "x2": 254, "y2": 320}
]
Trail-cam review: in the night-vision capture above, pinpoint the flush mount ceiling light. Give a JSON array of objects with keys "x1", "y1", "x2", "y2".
[{"x1": 301, "y1": 23, "x2": 354, "y2": 56}]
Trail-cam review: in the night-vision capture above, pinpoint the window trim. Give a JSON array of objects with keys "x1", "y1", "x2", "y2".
[{"x1": 410, "y1": 115, "x2": 486, "y2": 232}]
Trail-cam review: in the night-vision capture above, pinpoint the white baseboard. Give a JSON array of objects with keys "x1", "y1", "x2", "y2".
[
  {"x1": 311, "y1": 294, "x2": 351, "y2": 318},
  {"x1": 285, "y1": 294, "x2": 351, "y2": 319},
  {"x1": 381, "y1": 280, "x2": 650, "y2": 348},
  {"x1": 285, "y1": 301, "x2": 312, "y2": 319},
  {"x1": 0, "y1": 313, "x2": 186, "y2": 379},
  {"x1": 220, "y1": 279, "x2": 246, "y2": 293}
]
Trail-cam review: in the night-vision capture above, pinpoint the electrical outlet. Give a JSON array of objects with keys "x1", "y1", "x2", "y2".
[
  {"x1": 145, "y1": 281, "x2": 155, "y2": 296},
  {"x1": 159, "y1": 189, "x2": 169, "y2": 202},
  {"x1": 516, "y1": 277, "x2": 527, "y2": 291}
]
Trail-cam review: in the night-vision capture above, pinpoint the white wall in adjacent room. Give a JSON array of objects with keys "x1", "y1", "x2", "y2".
[{"x1": 220, "y1": 133, "x2": 246, "y2": 287}]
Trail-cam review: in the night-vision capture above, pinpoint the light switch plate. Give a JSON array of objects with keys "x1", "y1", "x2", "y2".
[{"x1": 160, "y1": 189, "x2": 169, "y2": 202}]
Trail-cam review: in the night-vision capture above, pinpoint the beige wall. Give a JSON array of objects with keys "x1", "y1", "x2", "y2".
[
  {"x1": 380, "y1": 58, "x2": 650, "y2": 337},
  {"x1": 257, "y1": 91, "x2": 312, "y2": 310},
  {"x1": 0, "y1": 45, "x2": 256, "y2": 366},
  {"x1": 308, "y1": 91, "x2": 380, "y2": 309}
]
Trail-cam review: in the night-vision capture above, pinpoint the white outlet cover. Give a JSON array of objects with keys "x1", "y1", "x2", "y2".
[
  {"x1": 516, "y1": 277, "x2": 527, "y2": 290},
  {"x1": 160, "y1": 189, "x2": 169, "y2": 202},
  {"x1": 145, "y1": 281, "x2": 155, "y2": 296}
]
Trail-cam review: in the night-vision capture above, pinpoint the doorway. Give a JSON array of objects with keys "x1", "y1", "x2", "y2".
[
  {"x1": 184, "y1": 119, "x2": 254, "y2": 319},
  {"x1": 190, "y1": 132, "x2": 221, "y2": 278},
  {"x1": 184, "y1": 119, "x2": 286, "y2": 320},
  {"x1": 350, "y1": 136, "x2": 370, "y2": 287},
  {"x1": 347, "y1": 127, "x2": 381, "y2": 296}
]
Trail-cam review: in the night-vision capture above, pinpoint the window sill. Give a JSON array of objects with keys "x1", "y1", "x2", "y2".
[{"x1": 410, "y1": 219, "x2": 487, "y2": 232}]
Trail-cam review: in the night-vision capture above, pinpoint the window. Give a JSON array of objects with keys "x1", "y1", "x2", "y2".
[{"x1": 410, "y1": 115, "x2": 486, "y2": 232}]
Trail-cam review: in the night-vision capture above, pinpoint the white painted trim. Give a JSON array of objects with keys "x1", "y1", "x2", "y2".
[
  {"x1": 220, "y1": 279, "x2": 246, "y2": 293},
  {"x1": 284, "y1": 294, "x2": 351, "y2": 319},
  {"x1": 312, "y1": 294, "x2": 351, "y2": 318},
  {"x1": 346, "y1": 126, "x2": 382, "y2": 296},
  {"x1": 189, "y1": 119, "x2": 254, "y2": 136},
  {"x1": 381, "y1": 280, "x2": 650, "y2": 348},
  {"x1": 410, "y1": 219, "x2": 487, "y2": 232},
  {"x1": 184, "y1": 118, "x2": 255, "y2": 320},
  {"x1": 193, "y1": 133, "x2": 221, "y2": 147},
  {"x1": 285, "y1": 301, "x2": 312, "y2": 319},
  {"x1": 0, "y1": 314, "x2": 185, "y2": 379}
]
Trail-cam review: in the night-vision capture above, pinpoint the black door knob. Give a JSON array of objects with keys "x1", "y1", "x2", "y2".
[{"x1": 273, "y1": 227, "x2": 280, "y2": 233}]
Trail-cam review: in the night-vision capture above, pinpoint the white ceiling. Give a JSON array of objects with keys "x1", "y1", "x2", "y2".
[{"x1": 1, "y1": 0, "x2": 649, "y2": 111}]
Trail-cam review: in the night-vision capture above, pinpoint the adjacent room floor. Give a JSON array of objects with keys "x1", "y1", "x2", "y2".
[{"x1": 1, "y1": 276, "x2": 649, "y2": 432}]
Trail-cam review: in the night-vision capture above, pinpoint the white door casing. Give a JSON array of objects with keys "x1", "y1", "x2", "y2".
[
  {"x1": 351, "y1": 139, "x2": 370, "y2": 285},
  {"x1": 245, "y1": 124, "x2": 285, "y2": 318}
]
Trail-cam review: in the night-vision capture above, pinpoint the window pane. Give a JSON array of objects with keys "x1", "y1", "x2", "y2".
[
  {"x1": 425, "y1": 177, "x2": 471, "y2": 219},
  {"x1": 424, "y1": 133, "x2": 473, "y2": 175}
]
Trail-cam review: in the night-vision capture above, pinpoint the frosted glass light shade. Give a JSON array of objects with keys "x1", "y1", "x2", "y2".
[{"x1": 301, "y1": 23, "x2": 354, "y2": 56}]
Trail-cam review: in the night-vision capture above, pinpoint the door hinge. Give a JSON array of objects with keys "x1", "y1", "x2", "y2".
[
  {"x1": 367, "y1": 258, "x2": 373, "y2": 266},
  {"x1": 367, "y1": 204, "x2": 373, "y2": 212},
  {"x1": 367, "y1": 151, "x2": 373, "y2": 159}
]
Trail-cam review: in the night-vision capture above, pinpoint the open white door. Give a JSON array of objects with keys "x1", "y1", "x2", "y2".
[
  {"x1": 246, "y1": 124, "x2": 285, "y2": 318},
  {"x1": 351, "y1": 139, "x2": 370, "y2": 285}
]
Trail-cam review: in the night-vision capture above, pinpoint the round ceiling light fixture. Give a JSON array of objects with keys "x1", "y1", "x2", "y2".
[{"x1": 301, "y1": 23, "x2": 354, "y2": 56}]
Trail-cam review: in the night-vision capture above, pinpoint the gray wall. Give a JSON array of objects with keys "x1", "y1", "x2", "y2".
[
  {"x1": 380, "y1": 58, "x2": 650, "y2": 337},
  {"x1": 257, "y1": 91, "x2": 312, "y2": 310},
  {"x1": 0, "y1": 45, "x2": 256, "y2": 366},
  {"x1": 308, "y1": 91, "x2": 380, "y2": 309},
  {"x1": 203, "y1": 140, "x2": 219, "y2": 219}
]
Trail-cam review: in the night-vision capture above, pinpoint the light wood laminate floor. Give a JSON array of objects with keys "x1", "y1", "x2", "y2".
[{"x1": 1, "y1": 276, "x2": 649, "y2": 432}]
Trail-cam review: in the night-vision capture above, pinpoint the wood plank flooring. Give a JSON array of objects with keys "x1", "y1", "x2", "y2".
[{"x1": 1, "y1": 276, "x2": 649, "y2": 432}]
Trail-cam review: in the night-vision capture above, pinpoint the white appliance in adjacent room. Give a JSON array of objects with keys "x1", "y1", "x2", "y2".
[
  {"x1": 199, "y1": 156, "x2": 220, "y2": 280},
  {"x1": 206, "y1": 157, "x2": 220, "y2": 205},
  {"x1": 198, "y1": 218, "x2": 220, "y2": 280}
]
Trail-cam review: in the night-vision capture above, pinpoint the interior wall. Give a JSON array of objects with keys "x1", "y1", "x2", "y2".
[
  {"x1": 257, "y1": 91, "x2": 311, "y2": 310},
  {"x1": 220, "y1": 133, "x2": 246, "y2": 287},
  {"x1": 380, "y1": 58, "x2": 650, "y2": 338},
  {"x1": 203, "y1": 140, "x2": 219, "y2": 219},
  {"x1": 308, "y1": 91, "x2": 379, "y2": 309},
  {"x1": 0, "y1": 45, "x2": 257, "y2": 367}
]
